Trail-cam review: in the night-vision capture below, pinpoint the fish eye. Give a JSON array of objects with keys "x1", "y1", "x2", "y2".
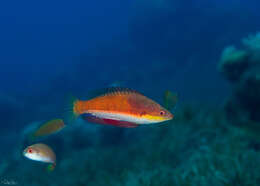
[
  {"x1": 160, "y1": 111, "x2": 165, "y2": 116},
  {"x1": 28, "y1": 148, "x2": 33, "y2": 153}
]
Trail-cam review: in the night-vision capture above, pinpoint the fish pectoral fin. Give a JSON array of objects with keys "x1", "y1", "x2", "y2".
[{"x1": 163, "y1": 90, "x2": 179, "y2": 110}]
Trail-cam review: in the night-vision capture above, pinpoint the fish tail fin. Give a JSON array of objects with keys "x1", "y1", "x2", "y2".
[
  {"x1": 64, "y1": 95, "x2": 80, "y2": 124},
  {"x1": 47, "y1": 163, "x2": 56, "y2": 172}
]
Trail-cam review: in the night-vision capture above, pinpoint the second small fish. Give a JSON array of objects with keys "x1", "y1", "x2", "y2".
[{"x1": 32, "y1": 119, "x2": 65, "y2": 138}]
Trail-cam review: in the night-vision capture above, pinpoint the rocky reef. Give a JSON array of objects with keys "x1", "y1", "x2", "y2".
[
  {"x1": 0, "y1": 105, "x2": 259, "y2": 186},
  {"x1": 218, "y1": 32, "x2": 260, "y2": 126}
]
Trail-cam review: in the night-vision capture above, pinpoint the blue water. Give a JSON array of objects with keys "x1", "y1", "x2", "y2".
[{"x1": 1, "y1": 1, "x2": 260, "y2": 185}]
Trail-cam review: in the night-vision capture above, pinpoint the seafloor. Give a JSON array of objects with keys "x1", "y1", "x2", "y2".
[{"x1": 1, "y1": 105, "x2": 260, "y2": 186}]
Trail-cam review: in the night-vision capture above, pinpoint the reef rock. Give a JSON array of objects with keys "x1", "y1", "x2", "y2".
[
  {"x1": 218, "y1": 32, "x2": 260, "y2": 124},
  {"x1": 218, "y1": 46, "x2": 250, "y2": 82}
]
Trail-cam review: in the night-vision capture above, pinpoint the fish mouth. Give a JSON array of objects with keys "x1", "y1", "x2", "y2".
[
  {"x1": 165, "y1": 111, "x2": 174, "y2": 120},
  {"x1": 23, "y1": 149, "x2": 28, "y2": 157},
  {"x1": 169, "y1": 113, "x2": 174, "y2": 120}
]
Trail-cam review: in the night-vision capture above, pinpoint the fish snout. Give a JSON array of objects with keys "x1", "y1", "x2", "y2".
[
  {"x1": 165, "y1": 111, "x2": 174, "y2": 121},
  {"x1": 23, "y1": 148, "x2": 28, "y2": 155}
]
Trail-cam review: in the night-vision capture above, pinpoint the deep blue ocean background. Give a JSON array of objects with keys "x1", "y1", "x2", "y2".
[{"x1": 1, "y1": 1, "x2": 260, "y2": 186}]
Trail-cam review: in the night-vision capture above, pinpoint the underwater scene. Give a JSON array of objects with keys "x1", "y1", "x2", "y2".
[{"x1": 1, "y1": 0, "x2": 260, "y2": 186}]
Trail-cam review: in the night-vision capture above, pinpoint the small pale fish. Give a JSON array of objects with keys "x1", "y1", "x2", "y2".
[
  {"x1": 163, "y1": 90, "x2": 178, "y2": 110},
  {"x1": 23, "y1": 143, "x2": 56, "y2": 171},
  {"x1": 67, "y1": 87, "x2": 173, "y2": 128},
  {"x1": 33, "y1": 119, "x2": 65, "y2": 138}
]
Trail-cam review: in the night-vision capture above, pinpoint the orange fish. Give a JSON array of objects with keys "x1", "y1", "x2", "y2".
[{"x1": 68, "y1": 87, "x2": 173, "y2": 128}]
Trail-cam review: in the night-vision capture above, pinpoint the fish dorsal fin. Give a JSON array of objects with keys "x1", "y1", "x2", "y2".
[
  {"x1": 97, "y1": 87, "x2": 143, "y2": 97},
  {"x1": 85, "y1": 87, "x2": 143, "y2": 100}
]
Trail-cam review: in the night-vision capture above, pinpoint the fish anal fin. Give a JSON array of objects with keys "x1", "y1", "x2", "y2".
[
  {"x1": 102, "y1": 118, "x2": 139, "y2": 128},
  {"x1": 82, "y1": 114, "x2": 138, "y2": 128}
]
